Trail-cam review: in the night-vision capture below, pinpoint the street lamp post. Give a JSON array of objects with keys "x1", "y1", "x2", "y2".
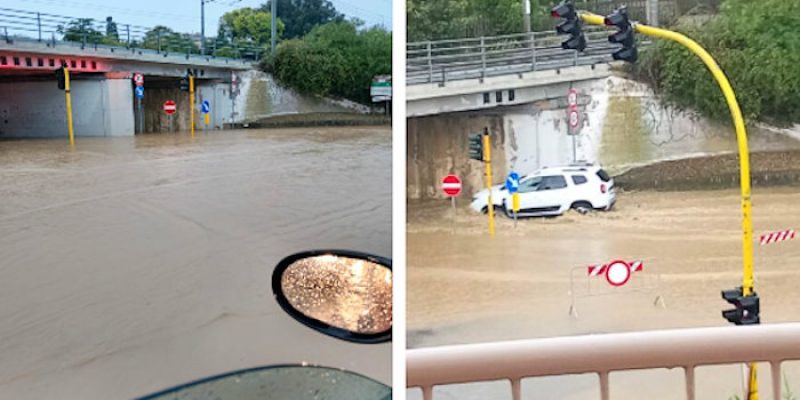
[
  {"x1": 200, "y1": 0, "x2": 220, "y2": 55},
  {"x1": 271, "y1": 0, "x2": 277, "y2": 53}
]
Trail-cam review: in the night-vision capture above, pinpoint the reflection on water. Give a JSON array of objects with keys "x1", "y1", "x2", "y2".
[{"x1": 0, "y1": 127, "x2": 391, "y2": 399}]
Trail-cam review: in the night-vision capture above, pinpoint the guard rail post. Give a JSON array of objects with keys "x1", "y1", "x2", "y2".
[{"x1": 427, "y1": 41, "x2": 433, "y2": 83}]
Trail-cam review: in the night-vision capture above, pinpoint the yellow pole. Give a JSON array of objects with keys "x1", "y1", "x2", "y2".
[
  {"x1": 189, "y1": 75, "x2": 195, "y2": 137},
  {"x1": 580, "y1": 11, "x2": 756, "y2": 398},
  {"x1": 64, "y1": 68, "x2": 75, "y2": 146},
  {"x1": 483, "y1": 128, "x2": 495, "y2": 237}
]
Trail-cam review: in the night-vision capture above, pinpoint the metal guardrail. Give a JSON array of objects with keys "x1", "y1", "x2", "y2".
[
  {"x1": 0, "y1": 7, "x2": 263, "y2": 63},
  {"x1": 408, "y1": 323, "x2": 800, "y2": 400},
  {"x1": 407, "y1": 28, "x2": 650, "y2": 85}
]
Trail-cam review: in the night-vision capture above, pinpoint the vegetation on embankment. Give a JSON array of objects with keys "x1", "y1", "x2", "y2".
[
  {"x1": 632, "y1": 0, "x2": 800, "y2": 126},
  {"x1": 262, "y1": 21, "x2": 391, "y2": 105},
  {"x1": 615, "y1": 150, "x2": 800, "y2": 191}
]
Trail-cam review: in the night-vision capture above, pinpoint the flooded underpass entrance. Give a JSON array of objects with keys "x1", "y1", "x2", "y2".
[{"x1": 0, "y1": 126, "x2": 391, "y2": 399}]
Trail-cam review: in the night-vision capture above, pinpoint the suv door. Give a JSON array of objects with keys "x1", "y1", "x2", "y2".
[{"x1": 518, "y1": 175, "x2": 568, "y2": 214}]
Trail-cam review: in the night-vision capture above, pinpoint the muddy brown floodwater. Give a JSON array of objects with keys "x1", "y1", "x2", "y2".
[
  {"x1": 408, "y1": 189, "x2": 800, "y2": 399},
  {"x1": 0, "y1": 127, "x2": 391, "y2": 399}
]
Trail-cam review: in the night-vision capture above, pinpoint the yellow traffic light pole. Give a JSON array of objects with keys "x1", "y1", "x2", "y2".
[
  {"x1": 190, "y1": 75, "x2": 196, "y2": 138},
  {"x1": 579, "y1": 11, "x2": 757, "y2": 398},
  {"x1": 483, "y1": 128, "x2": 495, "y2": 237},
  {"x1": 64, "y1": 68, "x2": 75, "y2": 146}
]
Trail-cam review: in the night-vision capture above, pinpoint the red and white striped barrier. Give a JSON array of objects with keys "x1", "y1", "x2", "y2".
[
  {"x1": 587, "y1": 260, "x2": 643, "y2": 276},
  {"x1": 760, "y1": 229, "x2": 796, "y2": 246},
  {"x1": 587, "y1": 260, "x2": 644, "y2": 287}
]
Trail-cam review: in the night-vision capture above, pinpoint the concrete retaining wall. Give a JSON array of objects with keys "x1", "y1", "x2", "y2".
[{"x1": 0, "y1": 77, "x2": 134, "y2": 138}]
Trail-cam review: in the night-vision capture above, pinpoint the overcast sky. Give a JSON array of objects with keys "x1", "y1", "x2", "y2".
[{"x1": 2, "y1": 0, "x2": 391, "y2": 37}]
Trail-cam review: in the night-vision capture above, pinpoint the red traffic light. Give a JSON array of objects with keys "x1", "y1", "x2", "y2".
[{"x1": 551, "y1": 3, "x2": 576, "y2": 20}]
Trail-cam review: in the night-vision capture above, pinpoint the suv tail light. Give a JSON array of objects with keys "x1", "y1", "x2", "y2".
[{"x1": 600, "y1": 184, "x2": 607, "y2": 194}]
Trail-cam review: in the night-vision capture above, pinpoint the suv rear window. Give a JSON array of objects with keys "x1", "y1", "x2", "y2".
[
  {"x1": 596, "y1": 169, "x2": 611, "y2": 182},
  {"x1": 571, "y1": 175, "x2": 588, "y2": 185}
]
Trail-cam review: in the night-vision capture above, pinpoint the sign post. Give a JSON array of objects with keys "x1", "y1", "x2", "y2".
[
  {"x1": 442, "y1": 174, "x2": 462, "y2": 234},
  {"x1": 371, "y1": 75, "x2": 392, "y2": 116},
  {"x1": 163, "y1": 100, "x2": 176, "y2": 133},
  {"x1": 202, "y1": 100, "x2": 210, "y2": 128},
  {"x1": 567, "y1": 87, "x2": 579, "y2": 162},
  {"x1": 134, "y1": 74, "x2": 144, "y2": 134},
  {"x1": 506, "y1": 171, "x2": 520, "y2": 227}
]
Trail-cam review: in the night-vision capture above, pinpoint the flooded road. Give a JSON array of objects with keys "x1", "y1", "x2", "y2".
[
  {"x1": 0, "y1": 127, "x2": 391, "y2": 399},
  {"x1": 407, "y1": 189, "x2": 800, "y2": 399}
]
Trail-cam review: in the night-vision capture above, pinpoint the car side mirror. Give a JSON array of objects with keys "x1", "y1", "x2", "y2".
[{"x1": 272, "y1": 250, "x2": 392, "y2": 344}]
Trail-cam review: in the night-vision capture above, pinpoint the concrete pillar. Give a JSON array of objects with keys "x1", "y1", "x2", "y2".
[{"x1": 101, "y1": 75, "x2": 135, "y2": 136}]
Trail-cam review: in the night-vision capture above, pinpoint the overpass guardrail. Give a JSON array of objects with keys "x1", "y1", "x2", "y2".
[
  {"x1": 407, "y1": 28, "x2": 650, "y2": 85},
  {"x1": 0, "y1": 7, "x2": 261, "y2": 65}
]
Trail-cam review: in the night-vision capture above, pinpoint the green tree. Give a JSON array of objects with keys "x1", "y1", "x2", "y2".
[
  {"x1": 634, "y1": 0, "x2": 800, "y2": 125},
  {"x1": 140, "y1": 26, "x2": 199, "y2": 53},
  {"x1": 58, "y1": 18, "x2": 124, "y2": 45},
  {"x1": 261, "y1": 0, "x2": 344, "y2": 39},
  {"x1": 264, "y1": 20, "x2": 391, "y2": 104},
  {"x1": 216, "y1": 7, "x2": 283, "y2": 49},
  {"x1": 58, "y1": 18, "x2": 104, "y2": 43},
  {"x1": 407, "y1": 0, "x2": 534, "y2": 41}
]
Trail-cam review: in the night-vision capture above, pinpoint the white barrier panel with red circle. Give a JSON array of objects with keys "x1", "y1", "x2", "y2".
[{"x1": 569, "y1": 258, "x2": 664, "y2": 318}]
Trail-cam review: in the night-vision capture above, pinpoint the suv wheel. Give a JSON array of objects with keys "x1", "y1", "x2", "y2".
[{"x1": 571, "y1": 201, "x2": 593, "y2": 215}]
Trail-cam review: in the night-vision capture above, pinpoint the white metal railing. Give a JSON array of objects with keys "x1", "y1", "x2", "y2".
[
  {"x1": 406, "y1": 28, "x2": 652, "y2": 86},
  {"x1": 407, "y1": 323, "x2": 800, "y2": 400}
]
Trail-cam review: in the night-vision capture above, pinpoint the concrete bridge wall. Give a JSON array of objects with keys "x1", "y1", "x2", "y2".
[{"x1": 0, "y1": 76, "x2": 133, "y2": 138}]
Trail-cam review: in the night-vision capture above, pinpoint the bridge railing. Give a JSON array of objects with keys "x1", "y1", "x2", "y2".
[
  {"x1": 408, "y1": 323, "x2": 800, "y2": 400},
  {"x1": 0, "y1": 7, "x2": 262, "y2": 64},
  {"x1": 407, "y1": 28, "x2": 646, "y2": 85}
]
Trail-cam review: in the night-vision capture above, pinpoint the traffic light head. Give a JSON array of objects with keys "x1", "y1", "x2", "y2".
[
  {"x1": 468, "y1": 132, "x2": 484, "y2": 162},
  {"x1": 721, "y1": 287, "x2": 760, "y2": 326},
  {"x1": 551, "y1": 2, "x2": 577, "y2": 20},
  {"x1": 180, "y1": 76, "x2": 190, "y2": 92},
  {"x1": 604, "y1": 7, "x2": 637, "y2": 63},
  {"x1": 55, "y1": 67, "x2": 66, "y2": 90},
  {"x1": 551, "y1": 1, "x2": 586, "y2": 52}
]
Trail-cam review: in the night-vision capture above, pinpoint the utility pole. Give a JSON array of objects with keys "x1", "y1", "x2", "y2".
[
  {"x1": 271, "y1": 0, "x2": 277, "y2": 53},
  {"x1": 522, "y1": 0, "x2": 531, "y2": 33},
  {"x1": 200, "y1": 0, "x2": 221, "y2": 55},
  {"x1": 201, "y1": 0, "x2": 205, "y2": 54}
]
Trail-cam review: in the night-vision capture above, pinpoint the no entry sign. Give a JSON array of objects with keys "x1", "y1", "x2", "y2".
[
  {"x1": 163, "y1": 100, "x2": 177, "y2": 115},
  {"x1": 441, "y1": 174, "x2": 462, "y2": 197}
]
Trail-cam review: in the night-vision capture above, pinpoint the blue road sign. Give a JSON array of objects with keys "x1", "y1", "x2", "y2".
[
  {"x1": 201, "y1": 100, "x2": 210, "y2": 114},
  {"x1": 134, "y1": 85, "x2": 144, "y2": 99},
  {"x1": 505, "y1": 171, "x2": 520, "y2": 193}
]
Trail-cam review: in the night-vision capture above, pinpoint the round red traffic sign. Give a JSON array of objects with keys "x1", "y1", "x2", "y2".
[
  {"x1": 442, "y1": 174, "x2": 462, "y2": 197},
  {"x1": 569, "y1": 107, "x2": 579, "y2": 129},
  {"x1": 163, "y1": 100, "x2": 177, "y2": 115},
  {"x1": 133, "y1": 73, "x2": 144, "y2": 86},
  {"x1": 605, "y1": 260, "x2": 631, "y2": 287},
  {"x1": 567, "y1": 88, "x2": 578, "y2": 107}
]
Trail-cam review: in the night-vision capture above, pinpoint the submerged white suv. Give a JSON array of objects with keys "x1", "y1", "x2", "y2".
[{"x1": 469, "y1": 164, "x2": 616, "y2": 217}]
